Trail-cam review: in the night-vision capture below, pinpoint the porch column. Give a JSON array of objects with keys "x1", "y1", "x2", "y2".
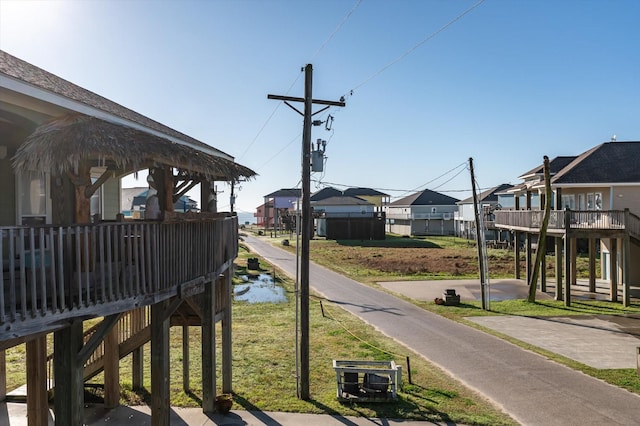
[
  {"x1": 588, "y1": 238, "x2": 597, "y2": 292},
  {"x1": 103, "y1": 325, "x2": 120, "y2": 408},
  {"x1": 564, "y1": 212, "x2": 572, "y2": 307},
  {"x1": 222, "y1": 269, "x2": 233, "y2": 394},
  {"x1": 623, "y1": 232, "x2": 631, "y2": 307},
  {"x1": 525, "y1": 233, "x2": 532, "y2": 284},
  {"x1": 540, "y1": 248, "x2": 547, "y2": 292},
  {"x1": 570, "y1": 238, "x2": 577, "y2": 286},
  {"x1": 26, "y1": 336, "x2": 48, "y2": 426},
  {"x1": 610, "y1": 238, "x2": 618, "y2": 302},
  {"x1": 514, "y1": 231, "x2": 521, "y2": 279},
  {"x1": 54, "y1": 321, "x2": 84, "y2": 426},
  {"x1": 151, "y1": 300, "x2": 171, "y2": 426},
  {"x1": 0, "y1": 350, "x2": 5, "y2": 401},
  {"x1": 183, "y1": 325, "x2": 190, "y2": 392},
  {"x1": 202, "y1": 278, "x2": 217, "y2": 413},
  {"x1": 132, "y1": 308, "x2": 145, "y2": 391},
  {"x1": 555, "y1": 236, "x2": 563, "y2": 300}
]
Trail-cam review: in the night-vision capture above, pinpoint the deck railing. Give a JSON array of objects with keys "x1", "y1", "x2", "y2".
[
  {"x1": 0, "y1": 216, "x2": 237, "y2": 340},
  {"x1": 494, "y1": 210, "x2": 638, "y2": 237}
]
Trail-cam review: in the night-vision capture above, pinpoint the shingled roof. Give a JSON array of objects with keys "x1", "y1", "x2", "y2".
[
  {"x1": 551, "y1": 142, "x2": 640, "y2": 184},
  {"x1": 457, "y1": 183, "x2": 514, "y2": 204},
  {"x1": 518, "y1": 156, "x2": 577, "y2": 180},
  {"x1": 391, "y1": 189, "x2": 459, "y2": 206},
  {"x1": 0, "y1": 50, "x2": 230, "y2": 159}
]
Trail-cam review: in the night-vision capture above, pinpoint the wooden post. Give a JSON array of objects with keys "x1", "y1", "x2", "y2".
[
  {"x1": 202, "y1": 278, "x2": 217, "y2": 413},
  {"x1": 26, "y1": 336, "x2": 48, "y2": 426},
  {"x1": 525, "y1": 233, "x2": 532, "y2": 284},
  {"x1": 183, "y1": 325, "x2": 190, "y2": 392},
  {"x1": 514, "y1": 231, "x2": 521, "y2": 279},
  {"x1": 54, "y1": 321, "x2": 84, "y2": 425},
  {"x1": 103, "y1": 325, "x2": 120, "y2": 408},
  {"x1": 571, "y1": 238, "x2": 577, "y2": 286},
  {"x1": 132, "y1": 308, "x2": 144, "y2": 391},
  {"x1": 555, "y1": 236, "x2": 563, "y2": 301},
  {"x1": 541, "y1": 252, "x2": 546, "y2": 292},
  {"x1": 623, "y1": 209, "x2": 631, "y2": 307},
  {"x1": 151, "y1": 300, "x2": 171, "y2": 426},
  {"x1": 610, "y1": 238, "x2": 618, "y2": 302},
  {"x1": 564, "y1": 210, "x2": 571, "y2": 307},
  {"x1": 0, "y1": 349, "x2": 5, "y2": 402},
  {"x1": 588, "y1": 238, "x2": 596, "y2": 292},
  {"x1": 222, "y1": 269, "x2": 233, "y2": 394}
]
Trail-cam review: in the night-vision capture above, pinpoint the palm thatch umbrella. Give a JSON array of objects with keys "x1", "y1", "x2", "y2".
[
  {"x1": 12, "y1": 113, "x2": 256, "y2": 223},
  {"x1": 12, "y1": 113, "x2": 256, "y2": 181}
]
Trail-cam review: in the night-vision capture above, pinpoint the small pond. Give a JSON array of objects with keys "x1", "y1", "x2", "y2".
[{"x1": 234, "y1": 273, "x2": 287, "y2": 304}]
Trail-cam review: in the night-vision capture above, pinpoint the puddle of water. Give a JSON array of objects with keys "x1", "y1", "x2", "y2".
[{"x1": 234, "y1": 273, "x2": 287, "y2": 303}]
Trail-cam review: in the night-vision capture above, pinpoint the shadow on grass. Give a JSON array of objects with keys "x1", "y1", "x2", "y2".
[{"x1": 335, "y1": 236, "x2": 443, "y2": 249}]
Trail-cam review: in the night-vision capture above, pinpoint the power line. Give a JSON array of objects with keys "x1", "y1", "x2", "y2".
[
  {"x1": 238, "y1": 71, "x2": 303, "y2": 162},
  {"x1": 240, "y1": 0, "x2": 363, "y2": 163},
  {"x1": 309, "y1": 0, "x2": 363, "y2": 62},
  {"x1": 314, "y1": 178, "x2": 499, "y2": 196},
  {"x1": 254, "y1": 131, "x2": 302, "y2": 172},
  {"x1": 344, "y1": 0, "x2": 486, "y2": 97}
]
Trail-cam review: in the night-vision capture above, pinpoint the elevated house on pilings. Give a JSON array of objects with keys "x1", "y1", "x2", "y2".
[
  {"x1": 0, "y1": 50, "x2": 255, "y2": 425},
  {"x1": 494, "y1": 141, "x2": 640, "y2": 307}
]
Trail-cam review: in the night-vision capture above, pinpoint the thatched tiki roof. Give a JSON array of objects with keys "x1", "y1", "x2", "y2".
[
  {"x1": 12, "y1": 113, "x2": 256, "y2": 223},
  {"x1": 12, "y1": 113, "x2": 256, "y2": 181}
]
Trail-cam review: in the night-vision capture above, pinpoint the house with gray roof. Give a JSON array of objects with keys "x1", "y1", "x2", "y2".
[
  {"x1": 455, "y1": 183, "x2": 513, "y2": 241},
  {"x1": 494, "y1": 141, "x2": 640, "y2": 306},
  {"x1": 385, "y1": 189, "x2": 459, "y2": 236}
]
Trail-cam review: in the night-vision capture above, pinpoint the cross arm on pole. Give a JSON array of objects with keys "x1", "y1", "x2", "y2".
[{"x1": 267, "y1": 94, "x2": 346, "y2": 107}]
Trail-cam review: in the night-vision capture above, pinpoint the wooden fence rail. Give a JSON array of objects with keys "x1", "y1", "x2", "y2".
[{"x1": 0, "y1": 216, "x2": 237, "y2": 340}]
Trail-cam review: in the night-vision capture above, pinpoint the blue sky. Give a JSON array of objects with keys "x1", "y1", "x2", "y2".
[{"x1": 2, "y1": 0, "x2": 639, "y2": 218}]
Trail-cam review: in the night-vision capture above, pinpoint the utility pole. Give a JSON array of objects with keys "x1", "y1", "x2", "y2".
[
  {"x1": 469, "y1": 158, "x2": 487, "y2": 310},
  {"x1": 268, "y1": 64, "x2": 345, "y2": 400}
]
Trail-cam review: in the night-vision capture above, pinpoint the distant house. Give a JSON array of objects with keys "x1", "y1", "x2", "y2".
[
  {"x1": 494, "y1": 141, "x2": 640, "y2": 306},
  {"x1": 343, "y1": 187, "x2": 390, "y2": 210},
  {"x1": 455, "y1": 183, "x2": 513, "y2": 240},
  {"x1": 310, "y1": 186, "x2": 343, "y2": 202},
  {"x1": 257, "y1": 188, "x2": 301, "y2": 231},
  {"x1": 254, "y1": 200, "x2": 274, "y2": 228},
  {"x1": 121, "y1": 187, "x2": 198, "y2": 218},
  {"x1": 313, "y1": 195, "x2": 384, "y2": 239},
  {"x1": 385, "y1": 189, "x2": 459, "y2": 236}
]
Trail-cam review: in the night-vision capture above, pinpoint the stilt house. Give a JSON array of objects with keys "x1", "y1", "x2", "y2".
[{"x1": 0, "y1": 50, "x2": 255, "y2": 425}]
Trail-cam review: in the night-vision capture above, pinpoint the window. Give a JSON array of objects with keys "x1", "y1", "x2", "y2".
[
  {"x1": 561, "y1": 194, "x2": 575, "y2": 210},
  {"x1": 17, "y1": 171, "x2": 50, "y2": 226},
  {"x1": 585, "y1": 193, "x2": 603, "y2": 211},
  {"x1": 578, "y1": 194, "x2": 585, "y2": 210}
]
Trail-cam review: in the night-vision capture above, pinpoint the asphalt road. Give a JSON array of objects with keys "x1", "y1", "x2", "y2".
[{"x1": 242, "y1": 235, "x2": 640, "y2": 426}]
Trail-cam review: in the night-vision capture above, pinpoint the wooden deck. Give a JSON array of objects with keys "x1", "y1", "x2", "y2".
[
  {"x1": 494, "y1": 209, "x2": 640, "y2": 239},
  {"x1": 0, "y1": 216, "x2": 238, "y2": 342}
]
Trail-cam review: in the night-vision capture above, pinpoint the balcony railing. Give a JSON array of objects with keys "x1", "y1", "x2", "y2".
[
  {"x1": 0, "y1": 216, "x2": 237, "y2": 341},
  {"x1": 493, "y1": 210, "x2": 640, "y2": 238},
  {"x1": 385, "y1": 212, "x2": 453, "y2": 221}
]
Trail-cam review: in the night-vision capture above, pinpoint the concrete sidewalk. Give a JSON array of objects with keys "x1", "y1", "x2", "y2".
[
  {"x1": 1, "y1": 402, "x2": 456, "y2": 425},
  {"x1": 380, "y1": 278, "x2": 640, "y2": 369}
]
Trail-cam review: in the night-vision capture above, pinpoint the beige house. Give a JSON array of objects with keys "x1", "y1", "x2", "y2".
[{"x1": 495, "y1": 141, "x2": 640, "y2": 306}]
